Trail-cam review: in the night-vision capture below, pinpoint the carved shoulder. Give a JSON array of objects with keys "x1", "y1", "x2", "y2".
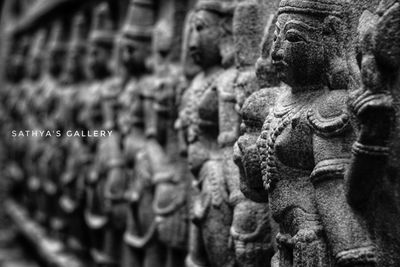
[
  {"x1": 307, "y1": 90, "x2": 351, "y2": 137},
  {"x1": 102, "y1": 77, "x2": 124, "y2": 100},
  {"x1": 241, "y1": 87, "x2": 279, "y2": 132}
]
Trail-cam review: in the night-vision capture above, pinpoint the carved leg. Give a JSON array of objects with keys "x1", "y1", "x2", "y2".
[
  {"x1": 231, "y1": 200, "x2": 273, "y2": 267},
  {"x1": 143, "y1": 240, "x2": 166, "y2": 267},
  {"x1": 312, "y1": 178, "x2": 375, "y2": 266},
  {"x1": 103, "y1": 227, "x2": 123, "y2": 265},
  {"x1": 121, "y1": 244, "x2": 142, "y2": 267},
  {"x1": 166, "y1": 247, "x2": 186, "y2": 267},
  {"x1": 186, "y1": 223, "x2": 209, "y2": 267}
]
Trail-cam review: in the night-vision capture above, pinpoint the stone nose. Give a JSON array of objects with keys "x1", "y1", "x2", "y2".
[
  {"x1": 188, "y1": 30, "x2": 199, "y2": 52},
  {"x1": 271, "y1": 48, "x2": 284, "y2": 62}
]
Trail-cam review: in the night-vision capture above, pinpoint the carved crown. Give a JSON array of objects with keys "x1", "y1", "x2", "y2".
[
  {"x1": 278, "y1": 0, "x2": 349, "y2": 17},
  {"x1": 48, "y1": 22, "x2": 66, "y2": 52},
  {"x1": 90, "y1": 2, "x2": 115, "y2": 45},
  {"x1": 30, "y1": 29, "x2": 47, "y2": 59},
  {"x1": 122, "y1": 0, "x2": 155, "y2": 41},
  {"x1": 70, "y1": 13, "x2": 89, "y2": 50},
  {"x1": 195, "y1": 0, "x2": 236, "y2": 16}
]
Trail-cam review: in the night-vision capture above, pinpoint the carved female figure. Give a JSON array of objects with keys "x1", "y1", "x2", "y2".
[
  {"x1": 240, "y1": 0, "x2": 377, "y2": 266},
  {"x1": 103, "y1": 1, "x2": 167, "y2": 266},
  {"x1": 81, "y1": 3, "x2": 126, "y2": 266},
  {"x1": 178, "y1": 1, "x2": 238, "y2": 266},
  {"x1": 55, "y1": 12, "x2": 89, "y2": 253},
  {"x1": 147, "y1": 14, "x2": 191, "y2": 267}
]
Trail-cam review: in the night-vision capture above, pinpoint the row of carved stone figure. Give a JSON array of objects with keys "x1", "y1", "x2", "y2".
[{"x1": 1, "y1": 0, "x2": 400, "y2": 266}]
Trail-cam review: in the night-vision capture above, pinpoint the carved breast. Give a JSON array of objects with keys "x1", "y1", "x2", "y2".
[{"x1": 257, "y1": 92, "x2": 322, "y2": 222}]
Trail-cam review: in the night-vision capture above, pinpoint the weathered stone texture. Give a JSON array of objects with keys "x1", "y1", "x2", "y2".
[{"x1": 0, "y1": 0, "x2": 400, "y2": 267}]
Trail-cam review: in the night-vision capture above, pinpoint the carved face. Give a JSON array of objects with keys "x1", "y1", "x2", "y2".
[
  {"x1": 120, "y1": 40, "x2": 148, "y2": 74},
  {"x1": 271, "y1": 13, "x2": 326, "y2": 88},
  {"x1": 65, "y1": 46, "x2": 86, "y2": 80},
  {"x1": 87, "y1": 43, "x2": 112, "y2": 79},
  {"x1": 189, "y1": 10, "x2": 222, "y2": 69},
  {"x1": 27, "y1": 54, "x2": 42, "y2": 80},
  {"x1": 7, "y1": 54, "x2": 25, "y2": 82},
  {"x1": 47, "y1": 49, "x2": 66, "y2": 78}
]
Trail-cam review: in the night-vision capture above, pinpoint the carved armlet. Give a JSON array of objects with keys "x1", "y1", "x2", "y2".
[
  {"x1": 107, "y1": 158, "x2": 125, "y2": 170},
  {"x1": 310, "y1": 158, "x2": 350, "y2": 185},
  {"x1": 43, "y1": 180, "x2": 58, "y2": 195},
  {"x1": 28, "y1": 176, "x2": 41, "y2": 191},
  {"x1": 185, "y1": 255, "x2": 209, "y2": 267},
  {"x1": 86, "y1": 169, "x2": 100, "y2": 186},
  {"x1": 306, "y1": 107, "x2": 350, "y2": 137},
  {"x1": 351, "y1": 90, "x2": 394, "y2": 118},
  {"x1": 152, "y1": 171, "x2": 187, "y2": 217},
  {"x1": 90, "y1": 249, "x2": 117, "y2": 266},
  {"x1": 335, "y1": 245, "x2": 377, "y2": 266},
  {"x1": 59, "y1": 195, "x2": 78, "y2": 214},
  {"x1": 230, "y1": 214, "x2": 271, "y2": 244},
  {"x1": 84, "y1": 211, "x2": 108, "y2": 230},
  {"x1": 153, "y1": 170, "x2": 179, "y2": 185},
  {"x1": 219, "y1": 90, "x2": 236, "y2": 103},
  {"x1": 123, "y1": 220, "x2": 158, "y2": 249},
  {"x1": 352, "y1": 141, "x2": 390, "y2": 157},
  {"x1": 154, "y1": 102, "x2": 169, "y2": 115},
  {"x1": 307, "y1": 90, "x2": 351, "y2": 137}
]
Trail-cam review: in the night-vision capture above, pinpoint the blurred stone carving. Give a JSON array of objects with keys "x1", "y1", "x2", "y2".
[{"x1": 347, "y1": 0, "x2": 400, "y2": 265}]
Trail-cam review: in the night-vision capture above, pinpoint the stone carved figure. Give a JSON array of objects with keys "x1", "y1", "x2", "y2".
[
  {"x1": 184, "y1": 2, "x2": 275, "y2": 266},
  {"x1": 102, "y1": 1, "x2": 166, "y2": 267},
  {"x1": 239, "y1": 0, "x2": 378, "y2": 266},
  {"x1": 346, "y1": 1, "x2": 400, "y2": 266},
  {"x1": 225, "y1": 2, "x2": 281, "y2": 267},
  {"x1": 145, "y1": 3, "x2": 191, "y2": 266},
  {"x1": 56, "y1": 12, "x2": 90, "y2": 253},
  {"x1": 40, "y1": 21, "x2": 69, "y2": 241},
  {"x1": 4, "y1": 37, "x2": 30, "y2": 207},
  {"x1": 177, "y1": 1, "x2": 242, "y2": 266},
  {"x1": 81, "y1": 3, "x2": 126, "y2": 266},
  {"x1": 1, "y1": 37, "x2": 27, "y2": 204},
  {"x1": 21, "y1": 32, "x2": 48, "y2": 224}
]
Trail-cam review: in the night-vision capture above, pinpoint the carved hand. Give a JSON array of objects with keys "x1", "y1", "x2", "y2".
[{"x1": 350, "y1": 2, "x2": 400, "y2": 144}]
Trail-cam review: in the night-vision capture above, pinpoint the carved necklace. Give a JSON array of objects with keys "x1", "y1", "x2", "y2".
[{"x1": 258, "y1": 91, "x2": 319, "y2": 191}]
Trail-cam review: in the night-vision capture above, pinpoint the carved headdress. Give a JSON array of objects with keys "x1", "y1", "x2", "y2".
[
  {"x1": 278, "y1": 0, "x2": 358, "y2": 90},
  {"x1": 234, "y1": 1, "x2": 268, "y2": 68},
  {"x1": 48, "y1": 21, "x2": 67, "y2": 53},
  {"x1": 278, "y1": 0, "x2": 350, "y2": 17},
  {"x1": 121, "y1": 0, "x2": 155, "y2": 42},
  {"x1": 194, "y1": 0, "x2": 236, "y2": 67},
  {"x1": 30, "y1": 29, "x2": 47, "y2": 60},
  {"x1": 195, "y1": 0, "x2": 236, "y2": 15},
  {"x1": 70, "y1": 13, "x2": 89, "y2": 51},
  {"x1": 90, "y1": 2, "x2": 115, "y2": 45}
]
